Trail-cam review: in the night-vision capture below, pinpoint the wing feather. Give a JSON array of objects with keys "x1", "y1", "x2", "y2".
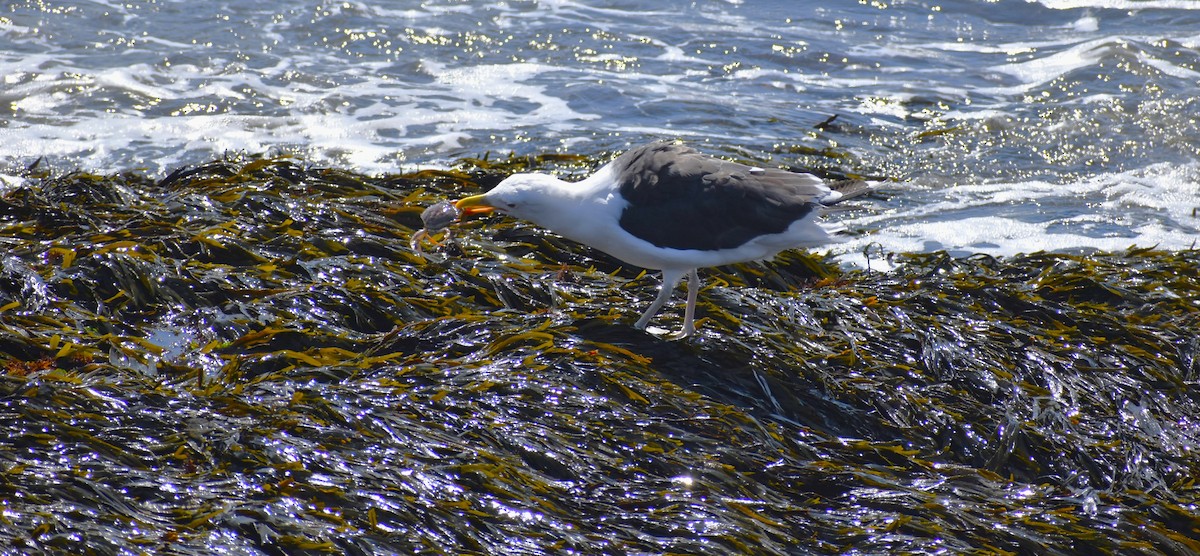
[{"x1": 613, "y1": 142, "x2": 828, "y2": 250}]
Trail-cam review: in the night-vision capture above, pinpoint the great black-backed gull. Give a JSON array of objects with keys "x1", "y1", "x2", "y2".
[{"x1": 454, "y1": 140, "x2": 870, "y2": 338}]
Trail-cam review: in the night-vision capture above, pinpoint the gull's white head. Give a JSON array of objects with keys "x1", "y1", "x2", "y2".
[{"x1": 454, "y1": 173, "x2": 571, "y2": 225}]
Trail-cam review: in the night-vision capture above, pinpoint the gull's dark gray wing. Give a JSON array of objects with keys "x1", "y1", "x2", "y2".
[{"x1": 612, "y1": 141, "x2": 830, "y2": 250}]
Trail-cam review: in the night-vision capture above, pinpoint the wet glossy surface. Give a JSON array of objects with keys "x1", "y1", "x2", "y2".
[{"x1": 0, "y1": 156, "x2": 1196, "y2": 554}]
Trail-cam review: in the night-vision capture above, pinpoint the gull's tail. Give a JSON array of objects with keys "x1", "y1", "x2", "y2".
[{"x1": 820, "y1": 179, "x2": 876, "y2": 208}]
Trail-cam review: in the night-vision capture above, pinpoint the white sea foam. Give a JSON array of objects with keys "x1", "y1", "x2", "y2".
[
  {"x1": 1032, "y1": 0, "x2": 1200, "y2": 9},
  {"x1": 835, "y1": 163, "x2": 1200, "y2": 269},
  {"x1": 1073, "y1": 15, "x2": 1100, "y2": 32},
  {"x1": 994, "y1": 37, "x2": 1200, "y2": 86},
  {"x1": 987, "y1": 37, "x2": 1115, "y2": 90},
  {"x1": 0, "y1": 53, "x2": 602, "y2": 172}
]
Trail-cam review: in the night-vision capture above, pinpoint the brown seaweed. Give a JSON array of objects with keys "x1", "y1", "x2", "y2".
[{"x1": 0, "y1": 152, "x2": 1197, "y2": 555}]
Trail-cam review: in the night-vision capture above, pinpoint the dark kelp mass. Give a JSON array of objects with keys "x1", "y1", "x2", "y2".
[{"x1": 0, "y1": 155, "x2": 1197, "y2": 555}]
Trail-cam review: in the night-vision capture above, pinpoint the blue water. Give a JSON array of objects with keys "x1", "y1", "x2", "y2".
[{"x1": 3, "y1": 0, "x2": 1199, "y2": 261}]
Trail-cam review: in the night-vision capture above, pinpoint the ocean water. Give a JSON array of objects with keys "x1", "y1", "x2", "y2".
[{"x1": 2, "y1": 0, "x2": 1199, "y2": 263}]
